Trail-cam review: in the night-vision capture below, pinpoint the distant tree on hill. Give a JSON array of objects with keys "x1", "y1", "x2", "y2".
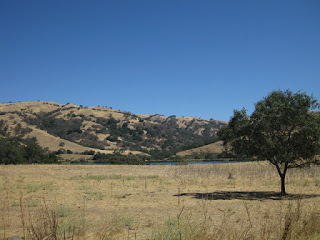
[
  {"x1": 218, "y1": 90, "x2": 320, "y2": 195},
  {"x1": 0, "y1": 120, "x2": 8, "y2": 136}
]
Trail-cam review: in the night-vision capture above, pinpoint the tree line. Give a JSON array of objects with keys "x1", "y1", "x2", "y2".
[
  {"x1": 0, "y1": 137, "x2": 58, "y2": 164},
  {"x1": 0, "y1": 120, "x2": 58, "y2": 164}
]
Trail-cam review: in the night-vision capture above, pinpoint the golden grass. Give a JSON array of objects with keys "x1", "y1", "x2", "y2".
[
  {"x1": 176, "y1": 141, "x2": 224, "y2": 156},
  {"x1": 1, "y1": 162, "x2": 320, "y2": 239}
]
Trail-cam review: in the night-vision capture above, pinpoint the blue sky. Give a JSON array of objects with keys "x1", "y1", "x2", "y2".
[{"x1": 1, "y1": 0, "x2": 320, "y2": 121}]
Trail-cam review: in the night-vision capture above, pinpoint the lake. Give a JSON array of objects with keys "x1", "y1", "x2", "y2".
[
  {"x1": 84, "y1": 160, "x2": 240, "y2": 165},
  {"x1": 146, "y1": 161, "x2": 239, "y2": 165}
]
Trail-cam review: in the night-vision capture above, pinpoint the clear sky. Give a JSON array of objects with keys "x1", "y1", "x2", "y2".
[{"x1": 1, "y1": 0, "x2": 320, "y2": 121}]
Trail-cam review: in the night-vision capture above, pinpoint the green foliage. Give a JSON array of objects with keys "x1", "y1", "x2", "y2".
[
  {"x1": 81, "y1": 150, "x2": 95, "y2": 155},
  {"x1": 92, "y1": 152, "x2": 148, "y2": 165},
  {"x1": 0, "y1": 120, "x2": 8, "y2": 136},
  {"x1": 24, "y1": 113, "x2": 106, "y2": 149},
  {"x1": 0, "y1": 137, "x2": 58, "y2": 164},
  {"x1": 0, "y1": 137, "x2": 25, "y2": 164},
  {"x1": 56, "y1": 148, "x2": 66, "y2": 154},
  {"x1": 148, "y1": 149, "x2": 174, "y2": 160},
  {"x1": 106, "y1": 135, "x2": 118, "y2": 142},
  {"x1": 14, "y1": 123, "x2": 32, "y2": 137},
  {"x1": 170, "y1": 152, "x2": 220, "y2": 160},
  {"x1": 218, "y1": 90, "x2": 320, "y2": 194},
  {"x1": 97, "y1": 115, "x2": 223, "y2": 159},
  {"x1": 0, "y1": 119, "x2": 32, "y2": 139}
]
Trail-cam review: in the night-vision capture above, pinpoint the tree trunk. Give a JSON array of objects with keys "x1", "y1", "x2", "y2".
[
  {"x1": 274, "y1": 162, "x2": 288, "y2": 196},
  {"x1": 280, "y1": 174, "x2": 286, "y2": 196}
]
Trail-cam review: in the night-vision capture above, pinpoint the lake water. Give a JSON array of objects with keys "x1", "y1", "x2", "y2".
[
  {"x1": 85, "y1": 161, "x2": 239, "y2": 165},
  {"x1": 146, "y1": 161, "x2": 238, "y2": 165}
]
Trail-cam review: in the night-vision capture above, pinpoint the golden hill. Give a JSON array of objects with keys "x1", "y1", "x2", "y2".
[
  {"x1": 176, "y1": 141, "x2": 224, "y2": 156},
  {"x1": 0, "y1": 101, "x2": 226, "y2": 157}
]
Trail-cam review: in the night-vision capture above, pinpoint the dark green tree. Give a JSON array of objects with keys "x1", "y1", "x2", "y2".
[
  {"x1": 218, "y1": 90, "x2": 320, "y2": 195},
  {"x1": 0, "y1": 137, "x2": 25, "y2": 164},
  {"x1": 0, "y1": 137, "x2": 58, "y2": 164}
]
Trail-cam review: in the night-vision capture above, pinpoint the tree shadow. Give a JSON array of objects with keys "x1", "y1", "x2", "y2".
[{"x1": 173, "y1": 191, "x2": 320, "y2": 201}]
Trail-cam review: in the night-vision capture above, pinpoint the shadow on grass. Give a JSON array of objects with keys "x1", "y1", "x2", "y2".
[{"x1": 173, "y1": 191, "x2": 320, "y2": 201}]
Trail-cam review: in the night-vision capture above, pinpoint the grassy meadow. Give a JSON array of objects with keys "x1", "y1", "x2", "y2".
[{"x1": 1, "y1": 162, "x2": 320, "y2": 239}]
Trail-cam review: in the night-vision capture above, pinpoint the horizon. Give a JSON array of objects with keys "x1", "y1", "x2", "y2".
[
  {"x1": 1, "y1": 1, "x2": 320, "y2": 121},
  {"x1": 0, "y1": 100, "x2": 227, "y2": 121}
]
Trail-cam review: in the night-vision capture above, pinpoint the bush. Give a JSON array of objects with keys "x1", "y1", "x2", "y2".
[
  {"x1": 82, "y1": 150, "x2": 95, "y2": 155},
  {"x1": 92, "y1": 152, "x2": 147, "y2": 165}
]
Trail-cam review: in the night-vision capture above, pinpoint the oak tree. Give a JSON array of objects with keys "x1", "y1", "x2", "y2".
[{"x1": 218, "y1": 90, "x2": 320, "y2": 195}]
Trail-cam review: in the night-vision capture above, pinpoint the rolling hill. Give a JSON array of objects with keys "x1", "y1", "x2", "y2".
[
  {"x1": 176, "y1": 141, "x2": 224, "y2": 156},
  {"x1": 0, "y1": 101, "x2": 226, "y2": 158}
]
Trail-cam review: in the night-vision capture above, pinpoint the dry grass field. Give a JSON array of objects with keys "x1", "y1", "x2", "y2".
[{"x1": 1, "y1": 162, "x2": 320, "y2": 240}]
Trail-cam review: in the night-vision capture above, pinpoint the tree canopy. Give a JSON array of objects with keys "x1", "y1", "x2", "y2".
[
  {"x1": 0, "y1": 137, "x2": 58, "y2": 164},
  {"x1": 218, "y1": 90, "x2": 320, "y2": 195}
]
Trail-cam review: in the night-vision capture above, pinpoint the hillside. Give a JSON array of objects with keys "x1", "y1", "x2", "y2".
[
  {"x1": 176, "y1": 141, "x2": 224, "y2": 156},
  {"x1": 0, "y1": 101, "x2": 226, "y2": 158}
]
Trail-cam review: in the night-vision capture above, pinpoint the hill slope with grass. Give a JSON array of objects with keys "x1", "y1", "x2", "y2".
[
  {"x1": 176, "y1": 141, "x2": 224, "y2": 156},
  {"x1": 0, "y1": 101, "x2": 226, "y2": 158}
]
